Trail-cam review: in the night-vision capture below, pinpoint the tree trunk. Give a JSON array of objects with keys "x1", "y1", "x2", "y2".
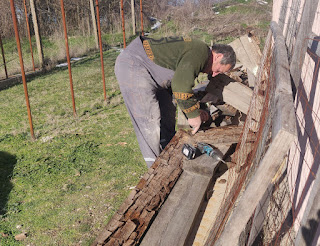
[
  {"x1": 131, "y1": 0, "x2": 136, "y2": 35},
  {"x1": 29, "y1": 0, "x2": 44, "y2": 68},
  {"x1": 89, "y1": 0, "x2": 99, "y2": 49}
]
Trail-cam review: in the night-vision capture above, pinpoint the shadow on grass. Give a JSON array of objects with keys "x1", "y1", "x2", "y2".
[{"x1": 0, "y1": 151, "x2": 17, "y2": 216}]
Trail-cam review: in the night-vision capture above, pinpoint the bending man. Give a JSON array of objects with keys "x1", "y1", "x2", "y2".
[{"x1": 115, "y1": 36, "x2": 236, "y2": 168}]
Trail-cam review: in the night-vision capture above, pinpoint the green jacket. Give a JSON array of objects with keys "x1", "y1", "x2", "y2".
[{"x1": 142, "y1": 36, "x2": 209, "y2": 118}]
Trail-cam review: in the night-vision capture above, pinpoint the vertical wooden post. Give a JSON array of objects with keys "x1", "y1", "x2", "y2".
[
  {"x1": 0, "y1": 34, "x2": 8, "y2": 79},
  {"x1": 10, "y1": 0, "x2": 35, "y2": 140},
  {"x1": 29, "y1": 0, "x2": 44, "y2": 69},
  {"x1": 120, "y1": 0, "x2": 126, "y2": 48},
  {"x1": 131, "y1": 0, "x2": 136, "y2": 35},
  {"x1": 60, "y1": 0, "x2": 77, "y2": 117},
  {"x1": 23, "y1": 0, "x2": 35, "y2": 71},
  {"x1": 95, "y1": 0, "x2": 107, "y2": 101},
  {"x1": 89, "y1": 0, "x2": 99, "y2": 49},
  {"x1": 140, "y1": 0, "x2": 144, "y2": 36},
  {"x1": 289, "y1": 0, "x2": 318, "y2": 89}
]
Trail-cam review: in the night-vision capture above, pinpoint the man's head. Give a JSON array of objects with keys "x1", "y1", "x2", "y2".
[{"x1": 204, "y1": 44, "x2": 236, "y2": 77}]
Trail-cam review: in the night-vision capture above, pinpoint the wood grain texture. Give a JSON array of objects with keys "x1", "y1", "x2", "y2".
[
  {"x1": 140, "y1": 145, "x2": 230, "y2": 246},
  {"x1": 214, "y1": 22, "x2": 297, "y2": 246},
  {"x1": 91, "y1": 126, "x2": 244, "y2": 246},
  {"x1": 205, "y1": 74, "x2": 253, "y2": 115}
]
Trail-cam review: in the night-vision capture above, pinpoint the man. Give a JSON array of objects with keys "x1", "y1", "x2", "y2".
[{"x1": 115, "y1": 36, "x2": 236, "y2": 168}]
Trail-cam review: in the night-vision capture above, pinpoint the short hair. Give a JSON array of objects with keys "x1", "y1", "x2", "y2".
[{"x1": 211, "y1": 44, "x2": 236, "y2": 69}]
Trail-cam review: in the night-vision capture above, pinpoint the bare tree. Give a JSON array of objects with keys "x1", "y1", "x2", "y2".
[
  {"x1": 30, "y1": 0, "x2": 44, "y2": 68},
  {"x1": 90, "y1": 0, "x2": 99, "y2": 48}
]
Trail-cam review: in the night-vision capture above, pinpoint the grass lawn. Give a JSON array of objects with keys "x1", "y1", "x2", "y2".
[{"x1": 0, "y1": 48, "x2": 147, "y2": 245}]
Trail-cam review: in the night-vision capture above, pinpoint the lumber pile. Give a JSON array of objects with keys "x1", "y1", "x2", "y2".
[
  {"x1": 178, "y1": 32, "x2": 262, "y2": 130},
  {"x1": 91, "y1": 126, "x2": 251, "y2": 246},
  {"x1": 178, "y1": 69, "x2": 255, "y2": 130}
]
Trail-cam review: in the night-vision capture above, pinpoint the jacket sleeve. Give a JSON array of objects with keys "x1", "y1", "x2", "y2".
[{"x1": 171, "y1": 47, "x2": 208, "y2": 119}]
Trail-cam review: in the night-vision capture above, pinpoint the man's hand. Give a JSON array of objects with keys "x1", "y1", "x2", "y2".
[{"x1": 188, "y1": 110, "x2": 210, "y2": 135}]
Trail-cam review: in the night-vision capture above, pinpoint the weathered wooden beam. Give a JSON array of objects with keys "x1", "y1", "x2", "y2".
[
  {"x1": 229, "y1": 34, "x2": 262, "y2": 77},
  {"x1": 214, "y1": 22, "x2": 297, "y2": 246},
  {"x1": 289, "y1": 0, "x2": 318, "y2": 88},
  {"x1": 193, "y1": 125, "x2": 255, "y2": 145},
  {"x1": 91, "y1": 126, "x2": 245, "y2": 246},
  {"x1": 192, "y1": 169, "x2": 229, "y2": 246},
  {"x1": 205, "y1": 74, "x2": 253, "y2": 115},
  {"x1": 91, "y1": 131, "x2": 185, "y2": 246},
  {"x1": 140, "y1": 145, "x2": 231, "y2": 246}
]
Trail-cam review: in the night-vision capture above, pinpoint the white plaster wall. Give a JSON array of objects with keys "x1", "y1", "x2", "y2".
[
  {"x1": 272, "y1": 0, "x2": 320, "y2": 241},
  {"x1": 283, "y1": 0, "x2": 320, "y2": 238}
]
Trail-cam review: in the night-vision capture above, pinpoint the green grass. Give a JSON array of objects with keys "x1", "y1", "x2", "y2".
[
  {"x1": 0, "y1": 48, "x2": 147, "y2": 245},
  {"x1": 0, "y1": 34, "x2": 125, "y2": 79}
]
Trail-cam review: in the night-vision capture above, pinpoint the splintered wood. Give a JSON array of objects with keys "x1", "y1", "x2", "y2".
[
  {"x1": 91, "y1": 126, "x2": 248, "y2": 246},
  {"x1": 91, "y1": 131, "x2": 185, "y2": 246}
]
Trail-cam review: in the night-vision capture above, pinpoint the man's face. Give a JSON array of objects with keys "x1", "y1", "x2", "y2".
[{"x1": 211, "y1": 52, "x2": 231, "y2": 77}]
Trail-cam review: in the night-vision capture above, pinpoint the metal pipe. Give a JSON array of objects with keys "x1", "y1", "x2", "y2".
[
  {"x1": 60, "y1": 0, "x2": 77, "y2": 117},
  {"x1": 140, "y1": 0, "x2": 144, "y2": 36},
  {"x1": 10, "y1": 0, "x2": 35, "y2": 140},
  {"x1": 23, "y1": 0, "x2": 36, "y2": 71},
  {"x1": 0, "y1": 33, "x2": 8, "y2": 79},
  {"x1": 120, "y1": 0, "x2": 126, "y2": 48},
  {"x1": 95, "y1": 0, "x2": 107, "y2": 101}
]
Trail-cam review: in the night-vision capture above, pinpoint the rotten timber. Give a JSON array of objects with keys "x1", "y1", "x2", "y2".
[
  {"x1": 140, "y1": 144, "x2": 230, "y2": 246},
  {"x1": 214, "y1": 21, "x2": 297, "y2": 246},
  {"x1": 229, "y1": 33, "x2": 262, "y2": 87},
  {"x1": 91, "y1": 126, "x2": 247, "y2": 246},
  {"x1": 204, "y1": 74, "x2": 253, "y2": 116},
  {"x1": 178, "y1": 71, "x2": 255, "y2": 130}
]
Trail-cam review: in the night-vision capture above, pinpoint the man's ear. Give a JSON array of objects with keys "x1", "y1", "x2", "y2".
[{"x1": 215, "y1": 53, "x2": 224, "y2": 61}]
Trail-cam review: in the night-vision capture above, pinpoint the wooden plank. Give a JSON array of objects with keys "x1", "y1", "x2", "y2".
[
  {"x1": 140, "y1": 145, "x2": 230, "y2": 246},
  {"x1": 247, "y1": 68, "x2": 256, "y2": 88},
  {"x1": 247, "y1": 184, "x2": 272, "y2": 246},
  {"x1": 91, "y1": 127, "x2": 244, "y2": 246},
  {"x1": 239, "y1": 35, "x2": 262, "y2": 75},
  {"x1": 229, "y1": 38, "x2": 256, "y2": 74},
  {"x1": 192, "y1": 170, "x2": 229, "y2": 246},
  {"x1": 289, "y1": 0, "x2": 318, "y2": 88},
  {"x1": 215, "y1": 132, "x2": 295, "y2": 246},
  {"x1": 205, "y1": 74, "x2": 253, "y2": 115},
  {"x1": 91, "y1": 131, "x2": 185, "y2": 246},
  {"x1": 188, "y1": 125, "x2": 255, "y2": 146},
  {"x1": 213, "y1": 21, "x2": 297, "y2": 246},
  {"x1": 229, "y1": 35, "x2": 262, "y2": 76}
]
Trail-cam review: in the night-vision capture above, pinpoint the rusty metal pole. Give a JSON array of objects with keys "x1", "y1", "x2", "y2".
[
  {"x1": 95, "y1": 0, "x2": 107, "y2": 101},
  {"x1": 120, "y1": 0, "x2": 126, "y2": 48},
  {"x1": 140, "y1": 0, "x2": 144, "y2": 36},
  {"x1": 23, "y1": 0, "x2": 35, "y2": 71},
  {"x1": 0, "y1": 33, "x2": 8, "y2": 79},
  {"x1": 9, "y1": 0, "x2": 35, "y2": 140},
  {"x1": 60, "y1": 0, "x2": 77, "y2": 117}
]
